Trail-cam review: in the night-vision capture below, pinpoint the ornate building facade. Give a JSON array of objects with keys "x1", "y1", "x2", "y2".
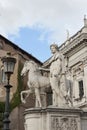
[
  {"x1": 60, "y1": 17, "x2": 87, "y2": 109},
  {"x1": 59, "y1": 18, "x2": 87, "y2": 130}
]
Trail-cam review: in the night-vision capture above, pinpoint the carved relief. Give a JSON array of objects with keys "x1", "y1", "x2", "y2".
[
  {"x1": 51, "y1": 117, "x2": 60, "y2": 130},
  {"x1": 51, "y1": 116, "x2": 78, "y2": 130},
  {"x1": 70, "y1": 118, "x2": 78, "y2": 130},
  {"x1": 60, "y1": 118, "x2": 69, "y2": 130}
]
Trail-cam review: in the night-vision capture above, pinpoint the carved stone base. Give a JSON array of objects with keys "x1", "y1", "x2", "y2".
[{"x1": 24, "y1": 106, "x2": 85, "y2": 130}]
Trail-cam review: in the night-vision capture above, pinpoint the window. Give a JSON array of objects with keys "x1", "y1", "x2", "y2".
[
  {"x1": 78, "y1": 80, "x2": 84, "y2": 100},
  {"x1": 1, "y1": 69, "x2": 7, "y2": 83}
]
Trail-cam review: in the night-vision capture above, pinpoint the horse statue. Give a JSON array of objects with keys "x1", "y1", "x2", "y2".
[{"x1": 20, "y1": 60, "x2": 50, "y2": 107}]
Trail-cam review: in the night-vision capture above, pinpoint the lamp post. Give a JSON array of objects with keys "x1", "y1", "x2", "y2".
[{"x1": 1, "y1": 55, "x2": 16, "y2": 130}]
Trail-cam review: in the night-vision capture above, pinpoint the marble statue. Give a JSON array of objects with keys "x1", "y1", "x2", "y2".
[
  {"x1": 20, "y1": 44, "x2": 73, "y2": 108},
  {"x1": 20, "y1": 60, "x2": 50, "y2": 107},
  {"x1": 42, "y1": 43, "x2": 72, "y2": 107}
]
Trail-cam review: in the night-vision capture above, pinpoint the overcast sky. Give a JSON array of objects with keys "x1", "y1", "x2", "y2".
[{"x1": 0, "y1": 0, "x2": 87, "y2": 62}]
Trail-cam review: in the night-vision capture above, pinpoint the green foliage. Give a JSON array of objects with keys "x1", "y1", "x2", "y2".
[
  {"x1": 0, "y1": 102, "x2": 4, "y2": 129},
  {"x1": 10, "y1": 61, "x2": 24, "y2": 111},
  {"x1": 0, "y1": 102, "x2": 5, "y2": 113}
]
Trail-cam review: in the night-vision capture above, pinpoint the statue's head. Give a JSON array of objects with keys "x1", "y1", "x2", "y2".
[
  {"x1": 50, "y1": 43, "x2": 59, "y2": 51},
  {"x1": 50, "y1": 43, "x2": 59, "y2": 54}
]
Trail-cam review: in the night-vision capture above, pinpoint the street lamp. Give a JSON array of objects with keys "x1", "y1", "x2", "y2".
[{"x1": 1, "y1": 54, "x2": 16, "y2": 130}]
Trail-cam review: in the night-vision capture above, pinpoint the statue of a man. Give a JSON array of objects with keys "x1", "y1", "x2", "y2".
[{"x1": 43, "y1": 43, "x2": 66, "y2": 106}]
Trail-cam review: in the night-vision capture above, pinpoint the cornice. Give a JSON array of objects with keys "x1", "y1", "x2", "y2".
[
  {"x1": 60, "y1": 33, "x2": 87, "y2": 56},
  {"x1": 65, "y1": 41, "x2": 87, "y2": 58}
]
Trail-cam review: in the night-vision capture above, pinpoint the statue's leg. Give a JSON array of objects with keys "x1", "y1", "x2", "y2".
[
  {"x1": 50, "y1": 76, "x2": 59, "y2": 106},
  {"x1": 52, "y1": 89, "x2": 60, "y2": 106},
  {"x1": 52, "y1": 90, "x2": 56, "y2": 106},
  {"x1": 35, "y1": 88, "x2": 42, "y2": 107}
]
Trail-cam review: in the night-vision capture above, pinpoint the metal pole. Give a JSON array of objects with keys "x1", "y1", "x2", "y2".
[{"x1": 3, "y1": 75, "x2": 12, "y2": 130}]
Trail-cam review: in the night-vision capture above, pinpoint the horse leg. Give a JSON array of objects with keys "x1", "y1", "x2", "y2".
[
  {"x1": 25, "y1": 89, "x2": 32, "y2": 100},
  {"x1": 21, "y1": 91, "x2": 25, "y2": 103},
  {"x1": 35, "y1": 88, "x2": 42, "y2": 107},
  {"x1": 20, "y1": 89, "x2": 31, "y2": 103}
]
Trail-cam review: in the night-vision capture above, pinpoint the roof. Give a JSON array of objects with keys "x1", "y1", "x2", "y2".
[
  {"x1": 59, "y1": 25, "x2": 87, "y2": 54},
  {"x1": 0, "y1": 34, "x2": 42, "y2": 64}
]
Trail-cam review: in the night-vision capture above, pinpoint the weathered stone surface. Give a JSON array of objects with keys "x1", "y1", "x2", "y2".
[{"x1": 24, "y1": 107, "x2": 84, "y2": 130}]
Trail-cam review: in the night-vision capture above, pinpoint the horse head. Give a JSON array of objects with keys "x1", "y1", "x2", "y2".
[
  {"x1": 21, "y1": 61, "x2": 30, "y2": 76},
  {"x1": 21, "y1": 60, "x2": 38, "y2": 76}
]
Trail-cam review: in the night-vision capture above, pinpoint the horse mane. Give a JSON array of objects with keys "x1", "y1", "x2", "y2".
[{"x1": 25, "y1": 60, "x2": 38, "y2": 69}]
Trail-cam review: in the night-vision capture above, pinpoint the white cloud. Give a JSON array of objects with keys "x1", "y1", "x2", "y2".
[{"x1": 0, "y1": 0, "x2": 87, "y2": 44}]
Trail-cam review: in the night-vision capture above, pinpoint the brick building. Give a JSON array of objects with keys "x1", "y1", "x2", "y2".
[{"x1": 0, "y1": 35, "x2": 42, "y2": 130}]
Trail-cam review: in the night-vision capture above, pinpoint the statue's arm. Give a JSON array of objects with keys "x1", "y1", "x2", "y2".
[
  {"x1": 38, "y1": 67, "x2": 50, "y2": 72},
  {"x1": 43, "y1": 56, "x2": 55, "y2": 67}
]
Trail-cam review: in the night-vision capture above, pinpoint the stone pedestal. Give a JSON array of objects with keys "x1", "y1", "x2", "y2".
[{"x1": 24, "y1": 106, "x2": 82, "y2": 130}]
